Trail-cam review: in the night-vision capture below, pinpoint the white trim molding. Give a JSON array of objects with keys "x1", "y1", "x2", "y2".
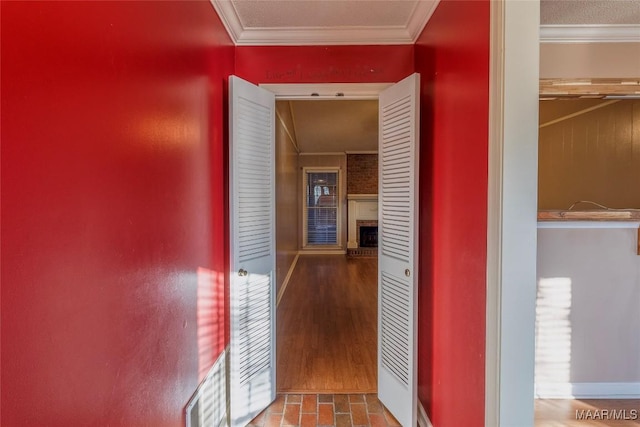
[
  {"x1": 210, "y1": 0, "x2": 440, "y2": 46},
  {"x1": 209, "y1": 0, "x2": 244, "y2": 43},
  {"x1": 230, "y1": 26, "x2": 418, "y2": 46},
  {"x1": 418, "y1": 400, "x2": 434, "y2": 427},
  {"x1": 301, "y1": 167, "x2": 342, "y2": 249},
  {"x1": 540, "y1": 24, "x2": 640, "y2": 43},
  {"x1": 535, "y1": 382, "x2": 640, "y2": 399},
  {"x1": 346, "y1": 194, "x2": 378, "y2": 249},
  {"x1": 261, "y1": 83, "x2": 392, "y2": 100},
  {"x1": 487, "y1": 1, "x2": 539, "y2": 426},
  {"x1": 486, "y1": 1, "x2": 505, "y2": 425},
  {"x1": 276, "y1": 253, "x2": 300, "y2": 307}
]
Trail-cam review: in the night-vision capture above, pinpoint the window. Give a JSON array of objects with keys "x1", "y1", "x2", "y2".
[{"x1": 304, "y1": 170, "x2": 340, "y2": 246}]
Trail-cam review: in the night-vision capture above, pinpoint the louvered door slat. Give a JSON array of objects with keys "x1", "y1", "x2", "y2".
[
  {"x1": 378, "y1": 74, "x2": 419, "y2": 427},
  {"x1": 229, "y1": 76, "x2": 276, "y2": 427}
]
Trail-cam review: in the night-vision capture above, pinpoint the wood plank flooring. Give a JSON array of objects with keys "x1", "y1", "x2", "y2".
[
  {"x1": 536, "y1": 399, "x2": 640, "y2": 426},
  {"x1": 276, "y1": 254, "x2": 377, "y2": 393}
]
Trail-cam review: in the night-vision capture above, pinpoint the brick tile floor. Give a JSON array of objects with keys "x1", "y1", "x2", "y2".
[{"x1": 247, "y1": 394, "x2": 402, "y2": 427}]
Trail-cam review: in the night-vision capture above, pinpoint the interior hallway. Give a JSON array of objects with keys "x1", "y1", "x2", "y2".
[{"x1": 276, "y1": 255, "x2": 377, "y2": 393}]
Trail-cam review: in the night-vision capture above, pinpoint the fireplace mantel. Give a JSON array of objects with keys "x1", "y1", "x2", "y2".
[{"x1": 347, "y1": 194, "x2": 378, "y2": 249}]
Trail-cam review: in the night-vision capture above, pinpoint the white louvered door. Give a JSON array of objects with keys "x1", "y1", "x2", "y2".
[
  {"x1": 229, "y1": 76, "x2": 276, "y2": 427},
  {"x1": 378, "y1": 73, "x2": 420, "y2": 427}
]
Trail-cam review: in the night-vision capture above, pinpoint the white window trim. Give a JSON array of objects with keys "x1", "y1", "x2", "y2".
[{"x1": 302, "y1": 167, "x2": 342, "y2": 249}]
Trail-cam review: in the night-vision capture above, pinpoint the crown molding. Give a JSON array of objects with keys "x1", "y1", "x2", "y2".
[
  {"x1": 540, "y1": 24, "x2": 640, "y2": 43},
  {"x1": 210, "y1": 0, "x2": 440, "y2": 46},
  {"x1": 235, "y1": 26, "x2": 415, "y2": 46},
  {"x1": 210, "y1": 0, "x2": 244, "y2": 43},
  {"x1": 406, "y1": 0, "x2": 440, "y2": 42}
]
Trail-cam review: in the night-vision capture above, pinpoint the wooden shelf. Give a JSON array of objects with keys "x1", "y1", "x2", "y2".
[{"x1": 538, "y1": 210, "x2": 640, "y2": 221}]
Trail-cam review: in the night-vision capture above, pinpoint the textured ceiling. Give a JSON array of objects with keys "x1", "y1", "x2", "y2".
[
  {"x1": 232, "y1": 1, "x2": 417, "y2": 28},
  {"x1": 541, "y1": 0, "x2": 640, "y2": 25},
  {"x1": 211, "y1": 0, "x2": 439, "y2": 45}
]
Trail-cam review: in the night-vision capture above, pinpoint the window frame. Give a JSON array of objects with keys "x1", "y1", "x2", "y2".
[{"x1": 302, "y1": 167, "x2": 342, "y2": 249}]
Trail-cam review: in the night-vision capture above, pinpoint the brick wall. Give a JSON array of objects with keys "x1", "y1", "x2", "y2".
[{"x1": 347, "y1": 154, "x2": 378, "y2": 194}]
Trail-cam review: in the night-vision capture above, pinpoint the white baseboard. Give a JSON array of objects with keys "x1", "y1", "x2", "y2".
[
  {"x1": 418, "y1": 400, "x2": 434, "y2": 427},
  {"x1": 535, "y1": 382, "x2": 640, "y2": 399},
  {"x1": 186, "y1": 350, "x2": 227, "y2": 427},
  {"x1": 276, "y1": 253, "x2": 300, "y2": 307}
]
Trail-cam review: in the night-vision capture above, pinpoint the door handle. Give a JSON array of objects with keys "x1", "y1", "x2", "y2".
[{"x1": 238, "y1": 268, "x2": 248, "y2": 277}]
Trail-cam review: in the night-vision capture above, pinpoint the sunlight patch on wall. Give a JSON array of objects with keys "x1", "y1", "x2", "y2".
[
  {"x1": 197, "y1": 267, "x2": 226, "y2": 382},
  {"x1": 535, "y1": 277, "x2": 573, "y2": 397}
]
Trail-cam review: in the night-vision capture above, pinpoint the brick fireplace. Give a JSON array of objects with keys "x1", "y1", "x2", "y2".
[{"x1": 357, "y1": 220, "x2": 378, "y2": 248}]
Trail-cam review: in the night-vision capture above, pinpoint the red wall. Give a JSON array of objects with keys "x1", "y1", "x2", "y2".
[
  {"x1": 1, "y1": 2, "x2": 233, "y2": 426},
  {"x1": 235, "y1": 45, "x2": 414, "y2": 84},
  {"x1": 2, "y1": 2, "x2": 492, "y2": 424},
  {"x1": 415, "y1": 1, "x2": 490, "y2": 425}
]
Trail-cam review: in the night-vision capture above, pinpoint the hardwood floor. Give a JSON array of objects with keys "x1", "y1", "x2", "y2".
[
  {"x1": 276, "y1": 254, "x2": 377, "y2": 393},
  {"x1": 535, "y1": 399, "x2": 640, "y2": 426}
]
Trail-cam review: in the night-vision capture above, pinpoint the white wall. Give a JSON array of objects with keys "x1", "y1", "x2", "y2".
[{"x1": 536, "y1": 224, "x2": 640, "y2": 398}]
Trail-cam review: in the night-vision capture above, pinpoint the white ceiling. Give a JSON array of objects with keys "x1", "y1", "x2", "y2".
[
  {"x1": 541, "y1": 0, "x2": 640, "y2": 25},
  {"x1": 540, "y1": 0, "x2": 640, "y2": 42}
]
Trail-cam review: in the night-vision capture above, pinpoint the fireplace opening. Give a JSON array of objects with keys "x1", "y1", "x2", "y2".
[{"x1": 359, "y1": 226, "x2": 378, "y2": 248}]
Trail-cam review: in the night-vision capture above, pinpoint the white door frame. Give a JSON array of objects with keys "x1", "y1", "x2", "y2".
[
  {"x1": 485, "y1": 1, "x2": 539, "y2": 426},
  {"x1": 260, "y1": 83, "x2": 391, "y2": 101},
  {"x1": 259, "y1": 54, "x2": 539, "y2": 424}
]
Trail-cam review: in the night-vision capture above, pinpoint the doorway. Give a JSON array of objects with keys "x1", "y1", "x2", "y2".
[
  {"x1": 230, "y1": 76, "x2": 421, "y2": 426},
  {"x1": 273, "y1": 97, "x2": 380, "y2": 394}
]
